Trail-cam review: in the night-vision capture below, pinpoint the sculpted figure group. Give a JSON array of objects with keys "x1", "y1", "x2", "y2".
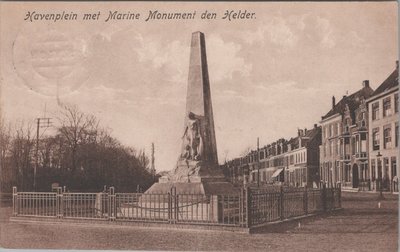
[{"x1": 181, "y1": 112, "x2": 204, "y2": 161}]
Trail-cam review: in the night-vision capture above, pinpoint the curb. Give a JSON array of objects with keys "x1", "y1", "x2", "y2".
[{"x1": 10, "y1": 208, "x2": 343, "y2": 235}]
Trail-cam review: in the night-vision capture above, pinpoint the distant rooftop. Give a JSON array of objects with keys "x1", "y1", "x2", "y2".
[
  {"x1": 371, "y1": 66, "x2": 399, "y2": 97},
  {"x1": 321, "y1": 84, "x2": 374, "y2": 121}
]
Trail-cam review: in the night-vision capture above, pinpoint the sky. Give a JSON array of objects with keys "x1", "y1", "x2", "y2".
[{"x1": 0, "y1": 2, "x2": 398, "y2": 172}]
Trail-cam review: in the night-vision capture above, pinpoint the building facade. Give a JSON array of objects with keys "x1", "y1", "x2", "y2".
[
  {"x1": 225, "y1": 125, "x2": 321, "y2": 188},
  {"x1": 319, "y1": 81, "x2": 374, "y2": 188},
  {"x1": 367, "y1": 61, "x2": 399, "y2": 192}
]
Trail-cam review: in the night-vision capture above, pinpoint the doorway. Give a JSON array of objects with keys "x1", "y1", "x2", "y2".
[{"x1": 352, "y1": 164, "x2": 359, "y2": 188}]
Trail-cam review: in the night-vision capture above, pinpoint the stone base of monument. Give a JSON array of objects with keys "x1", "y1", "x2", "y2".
[
  {"x1": 136, "y1": 159, "x2": 238, "y2": 223},
  {"x1": 145, "y1": 159, "x2": 238, "y2": 195},
  {"x1": 118, "y1": 196, "x2": 220, "y2": 222}
]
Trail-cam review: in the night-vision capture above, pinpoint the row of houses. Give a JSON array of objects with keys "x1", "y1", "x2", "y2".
[{"x1": 223, "y1": 61, "x2": 399, "y2": 192}]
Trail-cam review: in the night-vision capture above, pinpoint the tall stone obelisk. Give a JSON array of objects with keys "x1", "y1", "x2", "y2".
[
  {"x1": 184, "y1": 31, "x2": 218, "y2": 165},
  {"x1": 145, "y1": 32, "x2": 236, "y2": 195}
]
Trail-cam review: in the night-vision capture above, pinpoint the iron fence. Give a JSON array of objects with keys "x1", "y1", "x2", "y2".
[
  {"x1": 247, "y1": 184, "x2": 341, "y2": 227},
  {"x1": 12, "y1": 184, "x2": 340, "y2": 228}
]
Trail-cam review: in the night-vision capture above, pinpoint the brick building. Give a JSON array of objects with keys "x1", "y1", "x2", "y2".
[
  {"x1": 225, "y1": 124, "x2": 321, "y2": 188},
  {"x1": 367, "y1": 61, "x2": 399, "y2": 192},
  {"x1": 319, "y1": 81, "x2": 374, "y2": 188}
]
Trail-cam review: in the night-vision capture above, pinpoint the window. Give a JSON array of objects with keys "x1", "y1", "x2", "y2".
[
  {"x1": 396, "y1": 124, "x2": 399, "y2": 147},
  {"x1": 384, "y1": 126, "x2": 392, "y2": 149},
  {"x1": 372, "y1": 102, "x2": 379, "y2": 120},
  {"x1": 395, "y1": 93, "x2": 399, "y2": 113},
  {"x1": 336, "y1": 140, "x2": 340, "y2": 155},
  {"x1": 355, "y1": 135, "x2": 360, "y2": 153},
  {"x1": 391, "y1": 157, "x2": 397, "y2": 179},
  {"x1": 360, "y1": 133, "x2": 367, "y2": 152},
  {"x1": 383, "y1": 97, "x2": 392, "y2": 117},
  {"x1": 371, "y1": 159, "x2": 376, "y2": 181},
  {"x1": 357, "y1": 111, "x2": 366, "y2": 127},
  {"x1": 344, "y1": 118, "x2": 350, "y2": 133},
  {"x1": 334, "y1": 123, "x2": 338, "y2": 136},
  {"x1": 373, "y1": 128, "x2": 380, "y2": 151},
  {"x1": 329, "y1": 124, "x2": 332, "y2": 137},
  {"x1": 384, "y1": 158, "x2": 389, "y2": 179}
]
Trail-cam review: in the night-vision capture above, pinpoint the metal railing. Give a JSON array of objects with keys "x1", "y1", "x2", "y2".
[
  {"x1": 12, "y1": 185, "x2": 340, "y2": 228},
  {"x1": 355, "y1": 152, "x2": 367, "y2": 159},
  {"x1": 247, "y1": 184, "x2": 340, "y2": 227},
  {"x1": 358, "y1": 181, "x2": 371, "y2": 191}
]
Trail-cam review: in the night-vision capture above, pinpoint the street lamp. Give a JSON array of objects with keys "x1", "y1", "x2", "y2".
[{"x1": 376, "y1": 152, "x2": 384, "y2": 200}]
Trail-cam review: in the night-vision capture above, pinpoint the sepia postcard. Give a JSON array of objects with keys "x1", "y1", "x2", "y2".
[{"x1": 0, "y1": 1, "x2": 398, "y2": 251}]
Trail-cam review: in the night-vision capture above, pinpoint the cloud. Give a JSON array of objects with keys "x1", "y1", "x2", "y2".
[
  {"x1": 347, "y1": 31, "x2": 367, "y2": 48},
  {"x1": 315, "y1": 16, "x2": 335, "y2": 49},
  {"x1": 269, "y1": 18, "x2": 299, "y2": 48},
  {"x1": 243, "y1": 17, "x2": 299, "y2": 49},
  {"x1": 207, "y1": 34, "x2": 252, "y2": 81},
  {"x1": 135, "y1": 35, "x2": 188, "y2": 82}
]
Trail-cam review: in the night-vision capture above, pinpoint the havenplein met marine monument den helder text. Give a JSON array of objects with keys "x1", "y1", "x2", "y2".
[{"x1": 24, "y1": 9, "x2": 257, "y2": 22}]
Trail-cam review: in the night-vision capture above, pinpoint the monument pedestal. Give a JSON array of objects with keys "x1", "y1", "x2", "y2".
[{"x1": 145, "y1": 159, "x2": 238, "y2": 195}]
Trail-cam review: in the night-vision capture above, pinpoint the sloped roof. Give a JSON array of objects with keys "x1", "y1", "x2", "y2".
[
  {"x1": 287, "y1": 126, "x2": 320, "y2": 149},
  {"x1": 321, "y1": 85, "x2": 374, "y2": 121},
  {"x1": 371, "y1": 68, "x2": 399, "y2": 97},
  {"x1": 304, "y1": 126, "x2": 320, "y2": 139}
]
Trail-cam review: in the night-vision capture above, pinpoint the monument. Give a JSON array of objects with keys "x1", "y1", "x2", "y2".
[{"x1": 145, "y1": 31, "x2": 237, "y2": 195}]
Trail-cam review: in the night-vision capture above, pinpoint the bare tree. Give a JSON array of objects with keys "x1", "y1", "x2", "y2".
[
  {"x1": 240, "y1": 146, "x2": 252, "y2": 157},
  {"x1": 0, "y1": 120, "x2": 12, "y2": 192},
  {"x1": 56, "y1": 104, "x2": 99, "y2": 173},
  {"x1": 10, "y1": 120, "x2": 35, "y2": 191}
]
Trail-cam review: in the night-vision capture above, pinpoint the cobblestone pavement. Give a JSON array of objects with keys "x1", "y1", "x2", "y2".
[{"x1": 0, "y1": 192, "x2": 398, "y2": 251}]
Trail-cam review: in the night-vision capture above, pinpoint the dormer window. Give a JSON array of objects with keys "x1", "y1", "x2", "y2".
[{"x1": 343, "y1": 118, "x2": 350, "y2": 133}]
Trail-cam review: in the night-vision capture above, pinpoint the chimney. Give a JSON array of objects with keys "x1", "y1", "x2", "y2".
[
  {"x1": 304, "y1": 128, "x2": 307, "y2": 134},
  {"x1": 396, "y1": 60, "x2": 399, "y2": 70},
  {"x1": 362, "y1": 80, "x2": 369, "y2": 88},
  {"x1": 314, "y1": 124, "x2": 318, "y2": 129},
  {"x1": 332, "y1": 96, "x2": 336, "y2": 109}
]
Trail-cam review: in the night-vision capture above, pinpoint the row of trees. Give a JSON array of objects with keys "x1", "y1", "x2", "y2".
[{"x1": 0, "y1": 105, "x2": 155, "y2": 193}]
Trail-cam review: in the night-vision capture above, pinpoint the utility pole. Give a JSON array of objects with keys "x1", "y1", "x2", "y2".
[
  {"x1": 34, "y1": 117, "x2": 52, "y2": 191},
  {"x1": 257, "y1": 137, "x2": 260, "y2": 187}
]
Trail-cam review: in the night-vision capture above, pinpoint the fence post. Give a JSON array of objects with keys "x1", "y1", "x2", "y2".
[
  {"x1": 173, "y1": 187, "x2": 178, "y2": 223},
  {"x1": 304, "y1": 187, "x2": 308, "y2": 215},
  {"x1": 245, "y1": 188, "x2": 251, "y2": 228},
  {"x1": 12, "y1": 186, "x2": 17, "y2": 216},
  {"x1": 280, "y1": 185, "x2": 284, "y2": 220},
  {"x1": 338, "y1": 182, "x2": 342, "y2": 208},
  {"x1": 109, "y1": 187, "x2": 116, "y2": 221},
  {"x1": 168, "y1": 190, "x2": 172, "y2": 224},
  {"x1": 322, "y1": 183, "x2": 327, "y2": 212},
  {"x1": 56, "y1": 187, "x2": 63, "y2": 218}
]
